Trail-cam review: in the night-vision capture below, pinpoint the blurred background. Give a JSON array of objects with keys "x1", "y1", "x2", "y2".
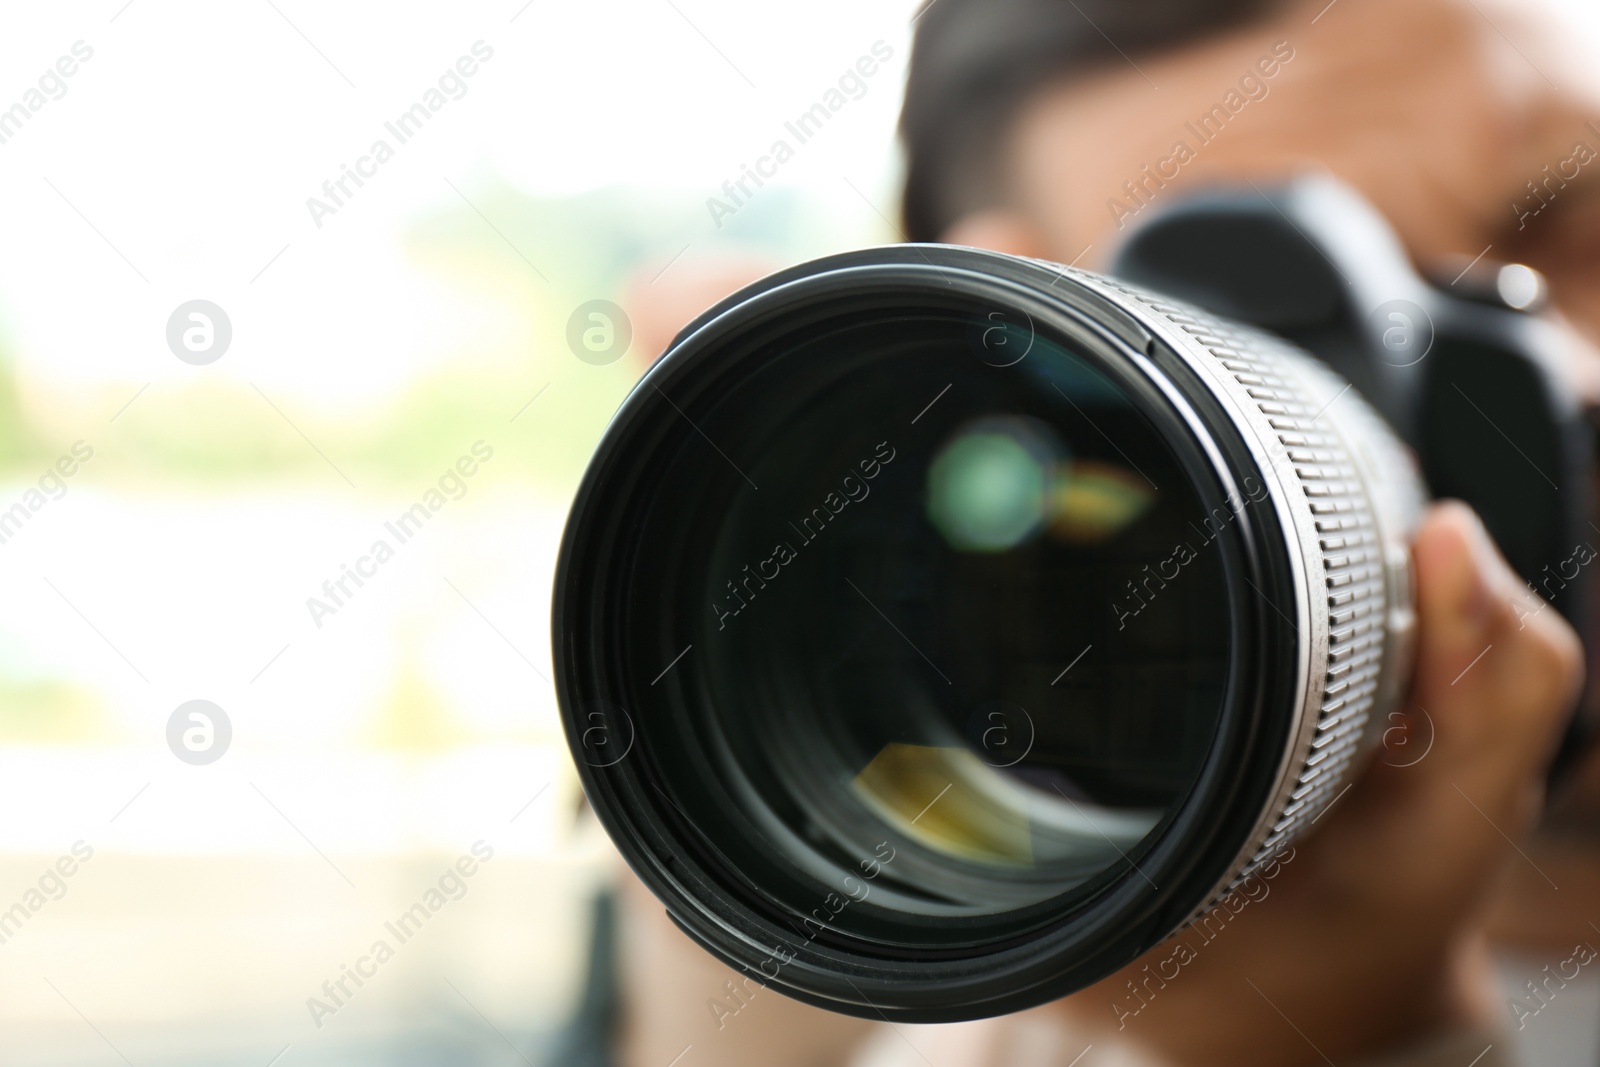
[
  {"x1": 3, "y1": 1, "x2": 1599, "y2": 1065},
  {"x1": 0, "y1": 1, "x2": 913, "y2": 1063}
]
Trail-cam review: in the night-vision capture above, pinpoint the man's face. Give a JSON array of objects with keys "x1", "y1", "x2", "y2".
[{"x1": 961, "y1": 0, "x2": 1600, "y2": 351}]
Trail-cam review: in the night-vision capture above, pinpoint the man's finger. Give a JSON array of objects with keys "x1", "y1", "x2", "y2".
[{"x1": 1408, "y1": 500, "x2": 1582, "y2": 798}]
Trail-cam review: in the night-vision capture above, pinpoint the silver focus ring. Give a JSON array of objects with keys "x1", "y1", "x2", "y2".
[{"x1": 1081, "y1": 271, "x2": 1426, "y2": 908}]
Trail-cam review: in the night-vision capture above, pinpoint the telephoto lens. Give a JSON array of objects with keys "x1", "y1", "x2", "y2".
[{"x1": 553, "y1": 244, "x2": 1427, "y2": 1021}]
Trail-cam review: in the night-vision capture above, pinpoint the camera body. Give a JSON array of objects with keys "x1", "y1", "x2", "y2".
[
  {"x1": 553, "y1": 177, "x2": 1596, "y2": 1022},
  {"x1": 1114, "y1": 176, "x2": 1596, "y2": 773}
]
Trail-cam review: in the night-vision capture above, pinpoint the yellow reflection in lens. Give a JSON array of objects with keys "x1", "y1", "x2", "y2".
[
  {"x1": 1048, "y1": 459, "x2": 1155, "y2": 544},
  {"x1": 852, "y1": 743, "x2": 1033, "y2": 866}
]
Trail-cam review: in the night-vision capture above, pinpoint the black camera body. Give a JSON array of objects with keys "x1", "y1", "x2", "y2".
[{"x1": 1114, "y1": 176, "x2": 1596, "y2": 773}]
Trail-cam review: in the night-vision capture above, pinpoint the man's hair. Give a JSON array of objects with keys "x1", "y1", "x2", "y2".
[{"x1": 899, "y1": 0, "x2": 1289, "y2": 241}]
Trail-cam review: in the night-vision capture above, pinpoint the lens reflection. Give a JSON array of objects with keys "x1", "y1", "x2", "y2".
[
  {"x1": 926, "y1": 420, "x2": 1159, "y2": 555},
  {"x1": 1050, "y1": 460, "x2": 1156, "y2": 544},
  {"x1": 927, "y1": 418, "x2": 1059, "y2": 553}
]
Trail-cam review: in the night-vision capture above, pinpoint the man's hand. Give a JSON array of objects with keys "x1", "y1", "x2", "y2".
[{"x1": 1052, "y1": 502, "x2": 1584, "y2": 1066}]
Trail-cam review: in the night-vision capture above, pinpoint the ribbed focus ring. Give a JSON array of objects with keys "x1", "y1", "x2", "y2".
[{"x1": 1081, "y1": 272, "x2": 1424, "y2": 903}]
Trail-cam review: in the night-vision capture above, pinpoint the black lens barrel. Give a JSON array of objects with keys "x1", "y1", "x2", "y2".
[{"x1": 555, "y1": 245, "x2": 1362, "y2": 1019}]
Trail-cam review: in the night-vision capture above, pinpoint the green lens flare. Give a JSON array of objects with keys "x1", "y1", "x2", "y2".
[{"x1": 927, "y1": 428, "x2": 1048, "y2": 552}]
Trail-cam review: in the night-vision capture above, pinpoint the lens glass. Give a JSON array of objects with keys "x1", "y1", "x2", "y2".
[{"x1": 622, "y1": 297, "x2": 1231, "y2": 944}]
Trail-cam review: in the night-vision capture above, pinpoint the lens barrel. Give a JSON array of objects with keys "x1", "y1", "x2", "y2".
[{"x1": 554, "y1": 244, "x2": 1425, "y2": 1020}]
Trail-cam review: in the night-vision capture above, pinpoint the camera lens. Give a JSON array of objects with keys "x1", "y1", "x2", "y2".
[
  {"x1": 666, "y1": 309, "x2": 1233, "y2": 920},
  {"x1": 555, "y1": 246, "x2": 1423, "y2": 1020}
]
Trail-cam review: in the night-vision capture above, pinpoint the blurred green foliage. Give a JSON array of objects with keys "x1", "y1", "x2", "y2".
[{"x1": 0, "y1": 182, "x2": 838, "y2": 501}]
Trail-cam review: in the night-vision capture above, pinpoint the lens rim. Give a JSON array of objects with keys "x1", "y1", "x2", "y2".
[{"x1": 554, "y1": 244, "x2": 1305, "y2": 1020}]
